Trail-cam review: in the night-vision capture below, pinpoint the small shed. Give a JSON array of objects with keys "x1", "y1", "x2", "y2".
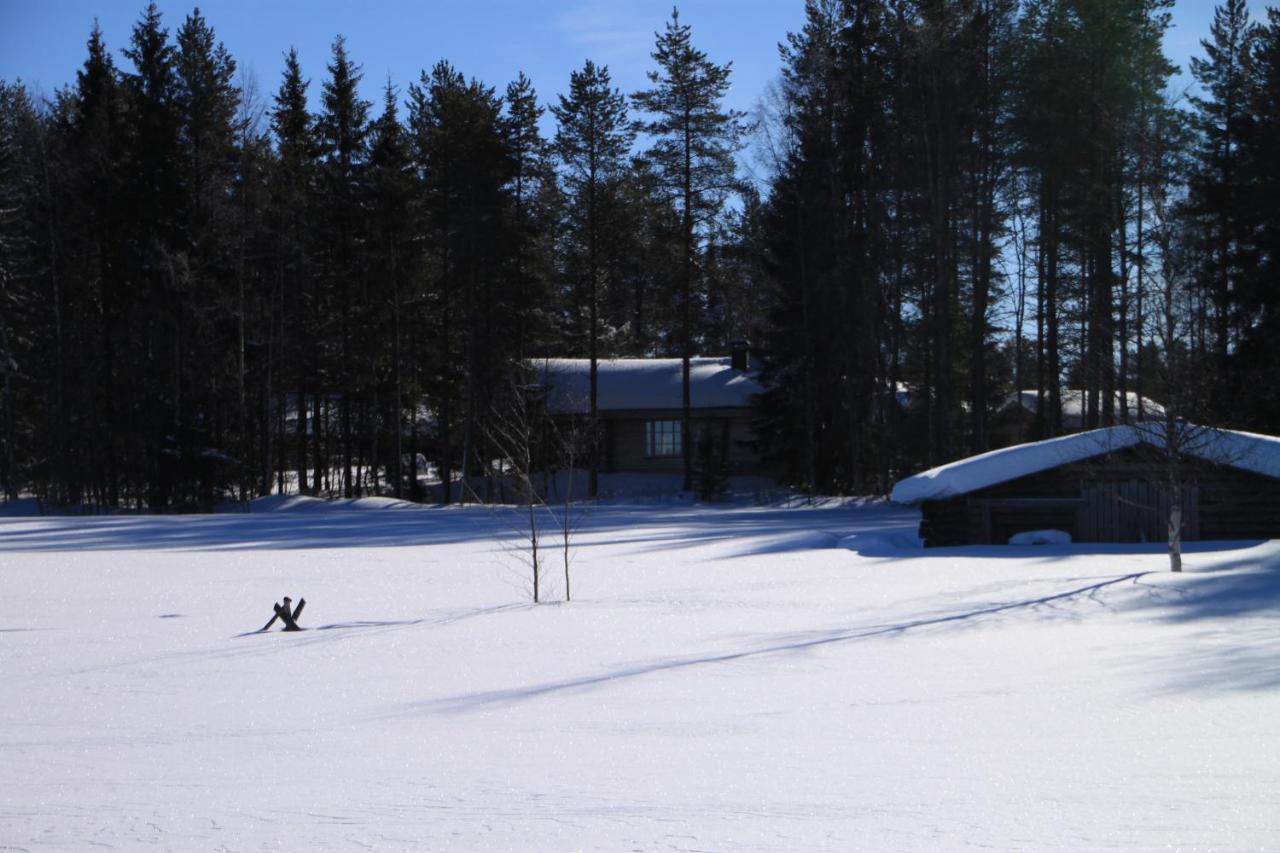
[{"x1": 891, "y1": 424, "x2": 1280, "y2": 546}]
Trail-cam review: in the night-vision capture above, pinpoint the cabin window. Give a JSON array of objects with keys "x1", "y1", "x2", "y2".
[{"x1": 645, "y1": 420, "x2": 682, "y2": 457}]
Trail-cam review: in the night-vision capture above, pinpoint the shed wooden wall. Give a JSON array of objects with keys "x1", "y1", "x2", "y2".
[{"x1": 919, "y1": 449, "x2": 1280, "y2": 546}]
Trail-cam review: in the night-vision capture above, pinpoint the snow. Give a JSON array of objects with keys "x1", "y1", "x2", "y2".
[
  {"x1": 0, "y1": 497, "x2": 42, "y2": 516},
  {"x1": 539, "y1": 470, "x2": 778, "y2": 502},
  {"x1": 892, "y1": 426, "x2": 1145, "y2": 503},
  {"x1": 247, "y1": 494, "x2": 421, "y2": 512},
  {"x1": 1001, "y1": 389, "x2": 1167, "y2": 426},
  {"x1": 892, "y1": 422, "x2": 1280, "y2": 504},
  {"x1": 3, "y1": 499, "x2": 1280, "y2": 850},
  {"x1": 534, "y1": 356, "x2": 764, "y2": 413},
  {"x1": 1008, "y1": 528, "x2": 1072, "y2": 546}
]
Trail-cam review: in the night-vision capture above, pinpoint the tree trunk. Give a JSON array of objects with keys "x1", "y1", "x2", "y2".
[
  {"x1": 682, "y1": 126, "x2": 694, "y2": 493},
  {"x1": 391, "y1": 242, "x2": 404, "y2": 499},
  {"x1": 1168, "y1": 482, "x2": 1183, "y2": 573},
  {"x1": 1045, "y1": 178, "x2": 1062, "y2": 436},
  {"x1": 587, "y1": 155, "x2": 600, "y2": 500}
]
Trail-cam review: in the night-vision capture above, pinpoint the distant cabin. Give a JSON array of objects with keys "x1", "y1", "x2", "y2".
[
  {"x1": 989, "y1": 389, "x2": 1166, "y2": 448},
  {"x1": 891, "y1": 424, "x2": 1280, "y2": 546},
  {"x1": 532, "y1": 345, "x2": 770, "y2": 482}
]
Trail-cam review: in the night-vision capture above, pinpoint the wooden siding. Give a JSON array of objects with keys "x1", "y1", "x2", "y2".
[
  {"x1": 595, "y1": 408, "x2": 766, "y2": 476},
  {"x1": 920, "y1": 448, "x2": 1280, "y2": 546}
]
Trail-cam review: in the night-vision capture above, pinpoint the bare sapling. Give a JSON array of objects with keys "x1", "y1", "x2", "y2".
[
  {"x1": 549, "y1": 408, "x2": 587, "y2": 602},
  {"x1": 468, "y1": 371, "x2": 551, "y2": 603},
  {"x1": 1148, "y1": 173, "x2": 1237, "y2": 572}
]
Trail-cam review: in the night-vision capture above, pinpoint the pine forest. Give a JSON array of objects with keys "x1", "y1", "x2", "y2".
[{"x1": 2, "y1": 0, "x2": 1279, "y2": 509}]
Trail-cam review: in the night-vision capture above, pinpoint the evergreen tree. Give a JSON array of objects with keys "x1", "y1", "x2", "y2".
[
  {"x1": 552, "y1": 59, "x2": 634, "y2": 497},
  {"x1": 228, "y1": 77, "x2": 276, "y2": 499},
  {"x1": 1187, "y1": 0, "x2": 1255, "y2": 374},
  {"x1": 633, "y1": 8, "x2": 748, "y2": 491},
  {"x1": 408, "y1": 62, "x2": 514, "y2": 502},
  {"x1": 503, "y1": 72, "x2": 558, "y2": 359},
  {"x1": 704, "y1": 184, "x2": 768, "y2": 352},
  {"x1": 62, "y1": 23, "x2": 130, "y2": 506},
  {"x1": 754, "y1": 0, "x2": 844, "y2": 493},
  {"x1": 0, "y1": 82, "x2": 40, "y2": 501},
  {"x1": 270, "y1": 47, "x2": 319, "y2": 494},
  {"x1": 122, "y1": 4, "x2": 188, "y2": 506},
  {"x1": 174, "y1": 7, "x2": 242, "y2": 503},
  {"x1": 609, "y1": 154, "x2": 681, "y2": 355},
  {"x1": 367, "y1": 80, "x2": 415, "y2": 497},
  {"x1": 315, "y1": 35, "x2": 370, "y2": 496},
  {"x1": 1012, "y1": 0, "x2": 1085, "y2": 438},
  {"x1": 4, "y1": 1, "x2": 1267, "y2": 508},
  {"x1": 754, "y1": 0, "x2": 898, "y2": 492},
  {"x1": 1226, "y1": 9, "x2": 1280, "y2": 428},
  {"x1": 1011, "y1": 0, "x2": 1177, "y2": 439},
  {"x1": 957, "y1": 0, "x2": 1018, "y2": 453},
  {"x1": 175, "y1": 7, "x2": 238, "y2": 251}
]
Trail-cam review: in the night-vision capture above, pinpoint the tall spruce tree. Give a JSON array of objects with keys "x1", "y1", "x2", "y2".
[
  {"x1": 552, "y1": 60, "x2": 634, "y2": 498},
  {"x1": 227, "y1": 77, "x2": 276, "y2": 500},
  {"x1": 1225, "y1": 9, "x2": 1280, "y2": 428},
  {"x1": 367, "y1": 80, "x2": 415, "y2": 497},
  {"x1": 315, "y1": 35, "x2": 370, "y2": 496},
  {"x1": 1012, "y1": 0, "x2": 1080, "y2": 438},
  {"x1": 270, "y1": 47, "x2": 319, "y2": 494},
  {"x1": 64, "y1": 23, "x2": 130, "y2": 505},
  {"x1": 408, "y1": 62, "x2": 513, "y2": 502},
  {"x1": 174, "y1": 7, "x2": 241, "y2": 503},
  {"x1": 633, "y1": 8, "x2": 748, "y2": 491},
  {"x1": 175, "y1": 8, "x2": 238, "y2": 254},
  {"x1": 958, "y1": 0, "x2": 1017, "y2": 453},
  {"x1": 504, "y1": 73, "x2": 557, "y2": 360},
  {"x1": 123, "y1": 3, "x2": 187, "y2": 506},
  {"x1": 1187, "y1": 0, "x2": 1257, "y2": 388},
  {"x1": 0, "y1": 82, "x2": 40, "y2": 501},
  {"x1": 755, "y1": 0, "x2": 899, "y2": 492}
]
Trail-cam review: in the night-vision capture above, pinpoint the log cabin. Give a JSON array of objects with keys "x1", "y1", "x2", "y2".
[{"x1": 892, "y1": 424, "x2": 1280, "y2": 546}]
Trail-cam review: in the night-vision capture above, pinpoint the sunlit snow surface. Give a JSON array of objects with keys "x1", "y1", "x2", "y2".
[{"x1": 2, "y1": 499, "x2": 1279, "y2": 850}]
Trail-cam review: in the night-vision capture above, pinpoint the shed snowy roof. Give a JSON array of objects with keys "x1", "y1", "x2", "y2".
[
  {"x1": 891, "y1": 423, "x2": 1280, "y2": 504},
  {"x1": 533, "y1": 357, "x2": 764, "y2": 414}
]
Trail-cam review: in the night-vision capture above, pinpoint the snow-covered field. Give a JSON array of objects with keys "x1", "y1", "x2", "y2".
[{"x1": 2, "y1": 499, "x2": 1278, "y2": 851}]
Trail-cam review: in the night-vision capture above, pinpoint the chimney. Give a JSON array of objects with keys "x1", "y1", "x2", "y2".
[{"x1": 730, "y1": 339, "x2": 751, "y2": 372}]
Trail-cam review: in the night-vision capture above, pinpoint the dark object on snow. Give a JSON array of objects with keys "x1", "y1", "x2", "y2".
[{"x1": 259, "y1": 596, "x2": 306, "y2": 632}]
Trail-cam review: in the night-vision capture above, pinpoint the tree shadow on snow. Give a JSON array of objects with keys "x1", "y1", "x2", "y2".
[
  {"x1": 1118, "y1": 541, "x2": 1280, "y2": 622},
  {"x1": 1120, "y1": 542, "x2": 1280, "y2": 693},
  {"x1": 232, "y1": 602, "x2": 525, "y2": 640},
  {"x1": 0, "y1": 502, "x2": 915, "y2": 554},
  {"x1": 394, "y1": 572, "x2": 1149, "y2": 717}
]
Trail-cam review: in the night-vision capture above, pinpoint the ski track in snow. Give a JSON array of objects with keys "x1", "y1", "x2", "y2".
[{"x1": 2, "y1": 501, "x2": 1279, "y2": 851}]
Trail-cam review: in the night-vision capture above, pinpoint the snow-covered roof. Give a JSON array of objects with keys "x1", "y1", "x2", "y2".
[
  {"x1": 533, "y1": 357, "x2": 764, "y2": 415},
  {"x1": 891, "y1": 423, "x2": 1280, "y2": 504},
  {"x1": 1001, "y1": 389, "x2": 1165, "y2": 425}
]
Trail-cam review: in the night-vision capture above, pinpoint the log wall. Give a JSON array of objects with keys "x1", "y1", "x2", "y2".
[{"x1": 919, "y1": 449, "x2": 1280, "y2": 546}]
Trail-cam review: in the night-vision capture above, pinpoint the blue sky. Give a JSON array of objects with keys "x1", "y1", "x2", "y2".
[
  {"x1": 0, "y1": 1, "x2": 803, "y2": 121},
  {"x1": 0, "y1": 0, "x2": 1270, "y2": 130}
]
